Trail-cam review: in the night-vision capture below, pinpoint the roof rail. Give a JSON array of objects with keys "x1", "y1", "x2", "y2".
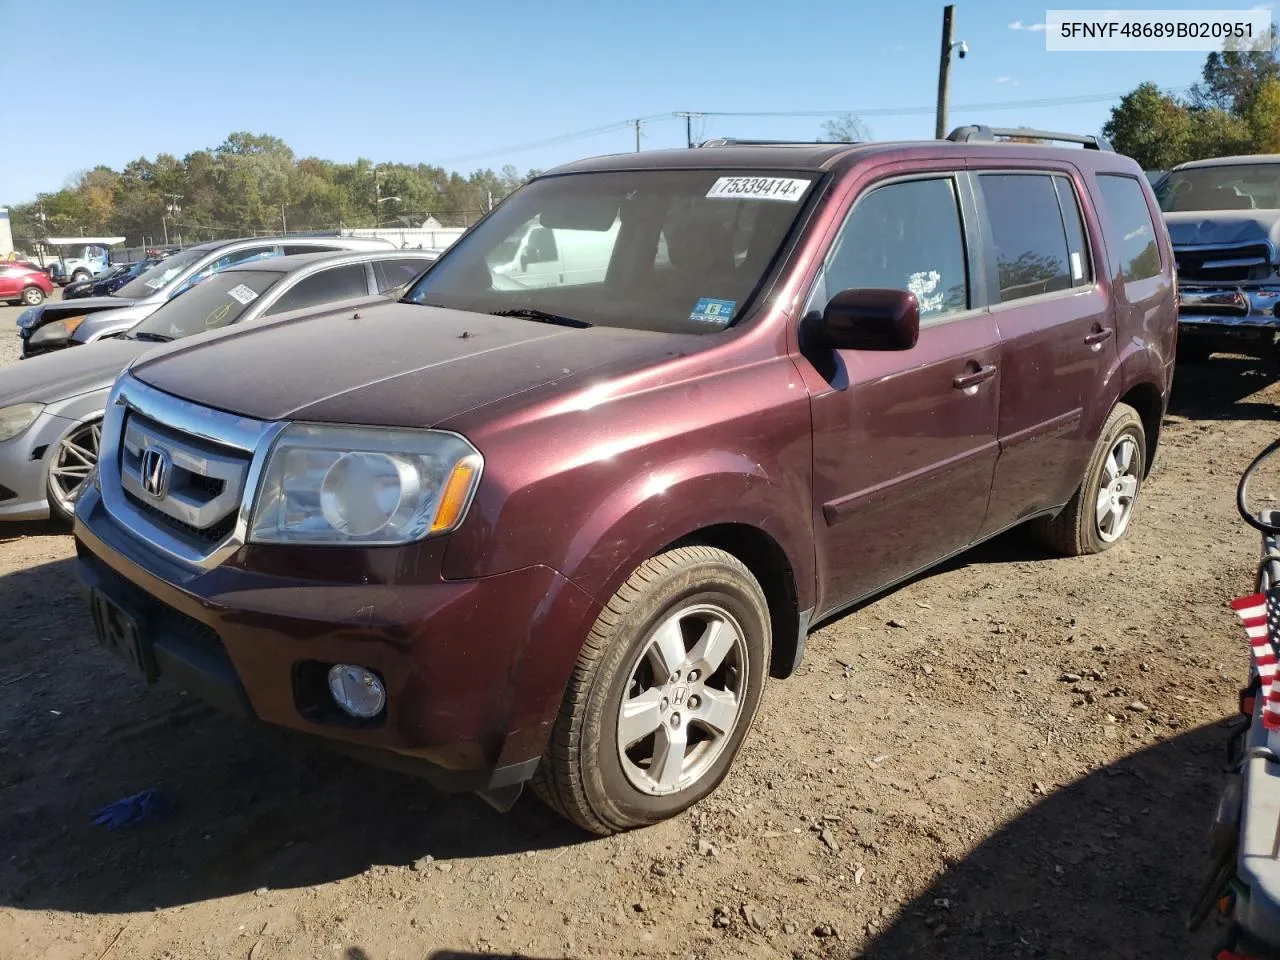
[
  {"x1": 696, "y1": 138, "x2": 856, "y2": 148},
  {"x1": 946, "y1": 125, "x2": 1113, "y2": 152}
]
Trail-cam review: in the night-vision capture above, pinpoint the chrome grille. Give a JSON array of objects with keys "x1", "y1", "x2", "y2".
[
  {"x1": 98, "y1": 375, "x2": 283, "y2": 570},
  {"x1": 1174, "y1": 243, "x2": 1272, "y2": 284}
]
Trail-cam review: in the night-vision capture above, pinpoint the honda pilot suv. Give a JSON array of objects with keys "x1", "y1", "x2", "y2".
[{"x1": 74, "y1": 127, "x2": 1177, "y2": 834}]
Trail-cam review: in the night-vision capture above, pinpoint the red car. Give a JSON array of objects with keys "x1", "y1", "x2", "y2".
[{"x1": 0, "y1": 262, "x2": 54, "y2": 306}]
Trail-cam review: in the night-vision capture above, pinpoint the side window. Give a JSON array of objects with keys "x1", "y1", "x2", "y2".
[
  {"x1": 373, "y1": 258, "x2": 429, "y2": 293},
  {"x1": 979, "y1": 174, "x2": 1071, "y2": 302},
  {"x1": 1053, "y1": 176, "x2": 1093, "y2": 287},
  {"x1": 264, "y1": 264, "x2": 370, "y2": 315},
  {"x1": 1096, "y1": 174, "x2": 1162, "y2": 284},
  {"x1": 822, "y1": 177, "x2": 969, "y2": 323}
]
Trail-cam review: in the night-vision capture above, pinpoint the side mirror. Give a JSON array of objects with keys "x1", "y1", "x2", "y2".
[{"x1": 809, "y1": 288, "x2": 920, "y2": 351}]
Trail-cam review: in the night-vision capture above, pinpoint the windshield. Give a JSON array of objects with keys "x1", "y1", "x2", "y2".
[
  {"x1": 127, "y1": 270, "x2": 283, "y2": 341},
  {"x1": 114, "y1": 247, "x2": 208, "y2": 298},
  {"x1": 1156, "y1": 164, "x2": 1280, "y2": 212},
  {"x1": 404, "y1": 170, "x2": 817, "y2": 334}
]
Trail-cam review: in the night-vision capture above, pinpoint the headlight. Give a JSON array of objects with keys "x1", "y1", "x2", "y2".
[
  {"x1": 28, "y1": 316, "x2": 87, "y2": 346},
  {"x1": 16, "y1": 307, "x2": 42, "y2": 329},
  {"x1": 248, "y1": 423, "x2": 483, "y2": 545},
  {"x1": 0, "y1": 403, "x2": 45, "y2": 442}
]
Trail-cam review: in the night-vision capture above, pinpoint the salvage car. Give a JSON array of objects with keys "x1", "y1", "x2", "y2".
[
  {"x1": 0, "y1": 249, "x2": 435, "y2": 524},
  {"x1": 0, "y1": 261, "x2": 54, "y2": 306},
  {"x1": 1156, "y1": 155, "x2": 1280, "y2": 362},
  {"x1": 74, "y1": 127, "x2": 1176, "y2": 833},
  {"x1": 16, "y1": 235, "x2": 398, "y2": 357},
  {"x1": 63, "y1": 259, "x2": 161, "y2": 300}
]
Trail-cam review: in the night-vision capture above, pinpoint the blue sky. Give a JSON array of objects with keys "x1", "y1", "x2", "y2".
[{"x1": 0, "y1": 0, "x2": 1255, "y2": 203}]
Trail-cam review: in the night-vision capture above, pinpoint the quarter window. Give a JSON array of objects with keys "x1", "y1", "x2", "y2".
[
  {"x1": 822, "y1": 177, "x2": 969, "y2": 323},
  {"x1": 979, "y1": 174, "x2": 1072, "y2": 302},
  {"x1": 1096, "y1": 174, "x2": 1162, "y2": 284}
]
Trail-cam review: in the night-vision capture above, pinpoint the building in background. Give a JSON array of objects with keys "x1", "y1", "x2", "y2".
[{"x1": 0, "y1": 209, "x2": 14, "y2": 258}]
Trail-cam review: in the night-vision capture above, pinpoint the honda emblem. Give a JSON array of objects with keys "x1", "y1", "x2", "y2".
[{"x1": 140, "y1": 446, "x2": 172, "y2": 500}]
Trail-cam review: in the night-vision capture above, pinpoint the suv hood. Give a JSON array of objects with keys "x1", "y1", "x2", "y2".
[
  {"x1": 1164, "y1": 209, "x2": 1280, "y2": 248},
  {"x1": 0, "y1": 338, "x2": 149, "y2": 407},
  {"x1": 130, "y1": 301, "x2": 696, "y2": 426}
]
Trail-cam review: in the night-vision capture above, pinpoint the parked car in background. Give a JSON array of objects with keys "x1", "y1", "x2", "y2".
[
  {"x1": 16, "y1": 235, "x2": 399, "y2": 357},
  {"x1": 0, "y1": 249, "x2": 435, "y2": 523},
  {"x1": 0, "y1": 261, "x2": 55, "y2": 306},
  {"x1": 73, "y1": 128, "x2": 1176, "y2": 832},
  {"x1": 63, "y1": 259, "x2": 164, "y2": 300},
  {"x1": 1155, "y1": 155, "x2": 1280, "y2": 362}
]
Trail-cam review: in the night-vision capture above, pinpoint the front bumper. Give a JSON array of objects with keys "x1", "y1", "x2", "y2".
[
  {"x1": 1178, "y1": 285, "x2": 1280, "y2": 334},
  {"x1": 0, "y1": 408, "x2": 84, "y2": 521},
  {"x1": 72, "y1": 486, "x2": 600, "y2": 793}
]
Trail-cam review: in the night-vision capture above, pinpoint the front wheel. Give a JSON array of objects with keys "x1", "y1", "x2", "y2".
[
  {"x1": 71, "y1": 270, "x2": 90, "y2": 285},
  {"x1": 46, "y1": 418, "x2": 101, "y2": 523},
  {"x1": 21, "y1": 285, "x2": 45, "y2": 306},
  {"x1": 532, "y1": 546, "x2": 771, "y2": 834},
  {"x1": 1031, "y1": 402, "x2": 1146, "y2": 556}
]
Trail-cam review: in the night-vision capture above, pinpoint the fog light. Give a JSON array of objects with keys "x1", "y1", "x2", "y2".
[{"x1": 327, "y1": 665, "x2": 386, "y2": 718}]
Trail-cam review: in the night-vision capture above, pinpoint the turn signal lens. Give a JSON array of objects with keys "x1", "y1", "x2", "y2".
[{"x1": 431, "y1": 455, "x2": 481, "y2": 534}]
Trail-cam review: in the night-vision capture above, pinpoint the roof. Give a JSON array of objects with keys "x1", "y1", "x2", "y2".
[
  {"x1": 1172, "y1": 154, "x2": 1280, "y2": 171},
  {"x1": 548, "y1": 140, "x2": 1142, "y2": 177},
  {"x1": 220, "y1": 249, "x2": 437, "y2": 274}
]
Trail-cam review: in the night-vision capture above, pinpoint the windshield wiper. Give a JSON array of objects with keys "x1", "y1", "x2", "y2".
[
  {"x1": 488, "y1": 308, "x2": 592, "y2": 329},
  {"x1": 131, "y1": 331, "x2": 174, "y2": 343}
]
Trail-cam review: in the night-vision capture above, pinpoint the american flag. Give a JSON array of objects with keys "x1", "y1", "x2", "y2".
[{"x1": 1232, "y1": 590, "x2": 1280, "y2": 730}]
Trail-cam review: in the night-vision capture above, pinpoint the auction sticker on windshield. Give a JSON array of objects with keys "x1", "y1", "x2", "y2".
[
  {"x1": 226, "y1": 284, "x2": 259, "y2": 305},
  {"x1": 706, "y1": 177, "x2": 811, "y2": 202},
  {"x1": 689, "y1": 297, "x2": 736, "y2": 325},
  {"x1": 145, "y1": 278, "x2": 166, "y2": 290}
]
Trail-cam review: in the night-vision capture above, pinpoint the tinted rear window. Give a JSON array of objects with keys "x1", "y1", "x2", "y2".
[
  {"x1": 979, "y1": 174, "x2": 1071, "y2": 302},
  {"x1": 1096, "y1": 174, "x2": 1162, "y2": 284}
]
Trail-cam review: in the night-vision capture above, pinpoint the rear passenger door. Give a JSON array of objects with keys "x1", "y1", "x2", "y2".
[
  {"x1": 805, "y1": 173, "x2": 1002, "y2": 610},
  {"x1": 975, "y1": 170, "x2": 1117, "y2": 537}
]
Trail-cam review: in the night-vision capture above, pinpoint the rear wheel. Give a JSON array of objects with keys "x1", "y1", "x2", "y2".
[
  {"x1": 71, "y1": 270, "x2": 90, "y2": 284},
  {"x1": 21, "y1": 285, "x2": 44, "y2": 306},
  {"x1": 46, "y1": 418, "x2": 101, "y2": 523},
  {"x1": 1031, "y1": 403, "x2": 1146, "y2": 556},
  {"x1": 532, "y1": 546, "x2": 771, "y2": 834}
]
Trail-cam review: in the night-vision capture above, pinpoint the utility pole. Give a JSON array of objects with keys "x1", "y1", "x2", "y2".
[
  {"x1": 674, "y1": 112, "x2": 704, "y2": 148},
  {"x1": 162, "y1": 194, "x2": 182, "y2": 248},
  {"x1": 281, "y1": 203, "x2": 287, "y2": 234},
  {"x1": 935, "y1": 5, "x2": 956, "y2": 139},
  {"x1": 632, "y1": 119, "x2": 644, "y2": 152}
]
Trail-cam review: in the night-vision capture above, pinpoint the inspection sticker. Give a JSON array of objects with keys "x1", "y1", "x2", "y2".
[
  {"x1": 226, "y1": 283, "x2": 259, "y2": 305},
  {"x1": 706, "y1": 176, "x2": 811, "y2": 203},
  {"x1": 145, "y1": 278, "x2": 166, "y2": 289},
  {"x1": 689, "y1": 297, "x2": 736, "y2": 326}
]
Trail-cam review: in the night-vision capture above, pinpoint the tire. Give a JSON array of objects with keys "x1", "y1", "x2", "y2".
[
  {"x1": 532, "y1": 546, "x2": 771, "y2": 834},
  {"x1": 46, "y1": 418, "x2": 102, "y2": 524},
  {"x1": 1031, "y1": 402, "x2": 1146, "y2": 557},
  {"x1": 71, "y1": 270, "x2": 90, "y2": 285},
  {"x1": 1176, "y1": 339, "x2": 1213, "y2": 364},
  {"x1": 21, "y1": 285, "x2": 44, "y2": 306}
]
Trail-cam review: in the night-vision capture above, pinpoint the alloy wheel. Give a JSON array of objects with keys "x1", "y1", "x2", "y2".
[
  {"x1": 1095, "y1": 434, "x2": 1139, "y2": 543},
  {"x1": 49, "y1": 420, "x2": 101, "y2": 517},
  {"x1": 616, "y1": 602, "x2": 748, "y2": 797}
]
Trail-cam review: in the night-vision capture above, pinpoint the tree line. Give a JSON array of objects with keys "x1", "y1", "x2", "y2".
[
  {"x1": 1103, "y1": 32, "x2": 1280, "y2": 170},
  {"x1": 6, "y1": 132, "x2": 540, "y2": 250}
]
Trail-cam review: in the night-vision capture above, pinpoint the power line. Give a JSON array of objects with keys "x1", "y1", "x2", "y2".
[{"x1": 430, "y1": 89, "x2": 1188, "y2": 166}]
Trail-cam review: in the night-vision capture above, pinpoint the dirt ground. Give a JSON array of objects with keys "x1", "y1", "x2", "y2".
[{"x1": 0, "y1": 304, "x2": 1271, "y2": 959}]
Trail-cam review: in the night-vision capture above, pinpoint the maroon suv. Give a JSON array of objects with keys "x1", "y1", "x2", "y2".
[{"x1": 74, "y1": 128, "x2": 1176, "y2": 834}]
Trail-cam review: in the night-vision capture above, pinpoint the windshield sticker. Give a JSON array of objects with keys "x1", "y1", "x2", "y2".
[
  {"x1": 226, "y1": 283, "x2": 259, "y2": 306},
  {"x1": 1070, "y1": 251, "x2": 1084, "y2": 281},
  {"x1": 706, "y1": 177, "x2": 811, "y2": 203},
  {"x1": 689, "y1": 297, "x2": 736, "y2": 326},
  {"x1": 906, "y1": 271, "x2": 945, "y2": 315},
  {"x1": 145, "y1": 278, "x2": 166, "y2": 289}
]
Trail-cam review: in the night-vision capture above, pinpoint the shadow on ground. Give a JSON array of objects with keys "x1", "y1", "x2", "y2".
[
  {"x1": 0, "y1": 556, "x2": 588, "y2": 917},
  {"x1": 860, "y1": 721, "x2": 1232, "y2": 960},
  {"x1": 1169, "y1": 355, "x2": 1280, "y2": 421}
]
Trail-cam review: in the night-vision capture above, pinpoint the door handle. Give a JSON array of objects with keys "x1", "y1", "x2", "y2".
[
  {"x1": 953, "y1": 364, "x2": 997, "y2": 390},
  {"x1": 1084, "y1": 327, "x2": 1114, "y2": 346}
]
